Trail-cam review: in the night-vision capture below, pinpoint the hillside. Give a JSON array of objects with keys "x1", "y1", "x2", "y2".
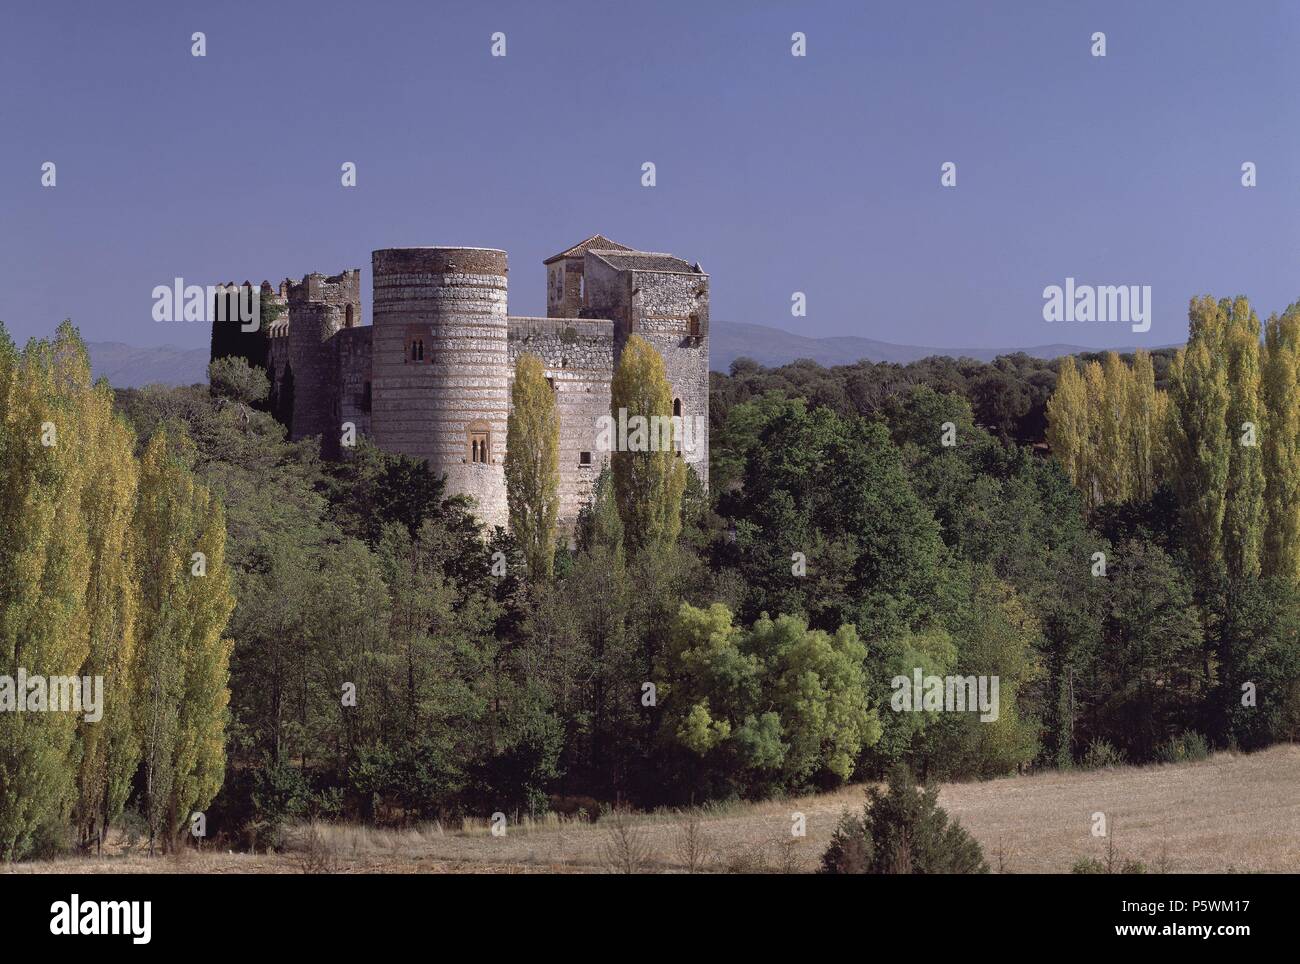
[
  {"x1": 86, "y1": 341, "x2": 209, "y2": 388},
  {"x1": 708, "y1": 320, "x2": 1120, "y2": 372}
]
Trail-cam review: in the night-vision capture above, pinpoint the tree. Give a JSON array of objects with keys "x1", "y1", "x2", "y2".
[
  {"x1": 1085, "y1": 541, "x2": 1202, "y2": 761},
  {"x1": 609, "y1": 336, "x2": 686, "y2": 553},
  {"x1": 820, "y1": 766, "x2": 988, "y2": 874},
  {"x1": 132, "y1": 430, "x2": 235, "y2": 851},
  {"x1": 1261, "y1": 302, "x2": 1300, "y2": 582},
  {"x1": 656, "y1": 602, "x2": 880, "y2": 797},
  {"x1": 0, "y1": 324, "x2": 93, "y2": 860},
  {"x1": 1167, "y1": 297, "x2": 1232, "y2": 589},
  {"x1": 1222, "y1": 297, "x2": 1264, "y2": 584},
  {"x1": 73, "y1": 381, "x2": 141, "y2": 851},
  {"x1": 209, "y1": 356, "x2": 270, "y2": 407},
  {"x1": 504, "y1": 354, "x2": 560, "y2": 582},
  {"x1": 209, "y1": 285, "x2": 279, "y2": 375}
]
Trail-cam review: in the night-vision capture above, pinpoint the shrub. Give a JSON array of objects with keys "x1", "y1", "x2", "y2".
[
  {"x1": 208, "y1": 356, "x2": 269, "y2": 405},
  {"x1": 819, "y1": 766, "x2": 987, "y2": 874},
  {"x1": 1156, "y1": 730, "x2": 1209, "y2": 765},
  {"x1": 1080, "y1": 738, "x2": 1127, "y2": 770}
]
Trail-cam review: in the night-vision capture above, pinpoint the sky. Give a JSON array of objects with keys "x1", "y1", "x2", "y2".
[{"x1": 1, "y1": 0, "x2": 1297, "y2": 352}]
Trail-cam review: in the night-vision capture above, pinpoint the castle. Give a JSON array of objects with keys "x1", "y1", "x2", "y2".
[{"x1": 225, "y1": 236, "x2": 709, "y2": 530}]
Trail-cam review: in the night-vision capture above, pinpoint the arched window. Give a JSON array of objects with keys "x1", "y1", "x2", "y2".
[
  {"x1": 345, "y1": 304, "x2": 355, "y2": 328},
  {"x1": 467, "y1": 421, "x2": 491, "y2": 464},
  {"x1": 405, "y1": 326, "x2": 429, "y2": 364}
]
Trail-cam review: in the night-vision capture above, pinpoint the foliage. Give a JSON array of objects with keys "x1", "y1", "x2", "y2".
[
  {"x1": 505, "y1": 353, "x2": 560, "y2": 582},
  {"x1": 820, "y1": 766, "x2": 987, "y2": 874}
]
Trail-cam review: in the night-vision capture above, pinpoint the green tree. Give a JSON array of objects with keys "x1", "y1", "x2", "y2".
[
  {"x1": 1262, "y1": 302, "x2": 1300, "y2": 582},
  {"x1": 133, "y1": 430, "x2": 235, "y2": 851},
  {"x1": 609, "y1": 336, "x2": 686, "y2": 553},
  {"x1": 0, "y1": 324, "x2": 93, "y2": 860},
  {"x1": 656, "y1": 602, "x2": 880, "y2": 796},
  {"x1": 505, "y1": 354, "x2": 560, "y2": 581},
  {"x1": 1222, "y1": 297, "x2": 1264, "y2": 583},
  {"x1": 820, "y1": 766, "x2": 988, "y2": 874},
  {"x1": 1167, "y1": 297, "x2": 1232, "y2": 589},
  {"x1": 74, "y1": 382, "x2": 141, "y2": 850}
]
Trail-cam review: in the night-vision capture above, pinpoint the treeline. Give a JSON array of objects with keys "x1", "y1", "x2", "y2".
[
  {"x1": 1044, "y1": 295, "x2": 1300, "y2": 754},
  {"x1": 712, "y1": 347, "x2": 1180, "y2": 448},
  {"x1": 23, "y1": 298, "x2": 1294, "y2": 852},
  {"x1": 0, "y1": 323, "x2": 233, "y2": 861}
]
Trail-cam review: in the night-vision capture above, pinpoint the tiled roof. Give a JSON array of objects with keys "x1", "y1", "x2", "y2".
[
  {"x1": 589, "y1": 250, "x2": 699, "y2": 274},
  {"x1": 543, "y1": 234, "x2": 634, "y2": 263}
]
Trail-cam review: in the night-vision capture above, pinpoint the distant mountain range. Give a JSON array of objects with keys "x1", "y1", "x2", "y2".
[
  {"x1": 85, "y1": 323, "x2": 1151, "y2": 388},
  {"x1": 708, "y1": 321, "x2": 1132, "y2": 372}
]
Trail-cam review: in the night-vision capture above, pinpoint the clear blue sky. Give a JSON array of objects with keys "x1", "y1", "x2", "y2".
[{"x1": 1, "y1": 0, "x2": 1296, "y2": 351}]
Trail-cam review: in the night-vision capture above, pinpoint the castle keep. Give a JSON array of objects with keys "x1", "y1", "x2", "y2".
[{"x1": 243, "y1": 236, "x2": 709, "y2": 530}]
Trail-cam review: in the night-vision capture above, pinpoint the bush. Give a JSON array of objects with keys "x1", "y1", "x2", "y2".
[
  {"x1": 820, "y1": 766, "x2": 987, "y2": 874},
  {"x1": 208, "y1": 356, "x2": 269, "y2": 405},
  {"x1": 1080, "y1": 738, "x2": 1127, "y2": 770},
  {"x1": 1156, "y1": 730, "x2": 1209, "y2": 765}
]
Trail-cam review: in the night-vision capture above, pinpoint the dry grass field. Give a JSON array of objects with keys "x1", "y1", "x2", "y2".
[{"x1": 6, "y1": 745, "x2": 1299, "y2": 874}]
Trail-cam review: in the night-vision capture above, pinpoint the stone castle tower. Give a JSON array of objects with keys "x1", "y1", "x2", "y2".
[{"x1": 250, "y1": 236, "x2": 709, "y2": 531}]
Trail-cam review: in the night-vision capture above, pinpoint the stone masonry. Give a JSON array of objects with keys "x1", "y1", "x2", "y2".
[{"x1": 250, "y1": 236, "x2": 710, "y2": 532}]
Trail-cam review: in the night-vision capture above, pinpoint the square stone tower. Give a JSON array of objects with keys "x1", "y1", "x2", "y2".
[
  {"x1": 544, "y1": 234, "x2": 633, "y2": 319},
  {"x1": 559, "y1": 239, "x2": 710, "y2": 485}
]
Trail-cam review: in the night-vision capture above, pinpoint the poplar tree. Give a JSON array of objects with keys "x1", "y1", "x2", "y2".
[
  {"x1": 167, "y1": 500, "x2": 235, "y2": 839},
  {"x1": 1099, "y1": 352, "x2": 1132, "y2": 503},
  {"x1": 1168, "y1": 296, "x2": 1232, "y2": 589},
  {"x1": 1262, "y1": 302, "x2": 1300, "y2": 581},
  {"x1": 1046, "y1": 358, "x2": 1089, "y2": 501},
  {"x1": 609, "y1": 336, "x2": 687, "y2": 553},
  {"x1": 133, "y1": 431, "x2": 235, "y2": 851},
  {"x1": 74, "y1": 382, "x2": 141, "y2": 850},
  {"x1": 505, "y1": 353, "x2": 560, "y2": 582},
  {"x1": 1222, "y1": 297, "x2": 1264, "y2": 583},
  {"x1": 1082, "y1": 360, "x2": 1107, "y2": 510},
  {"x1": 1128, "y1": 350, "x2": 1158, "y2": 501},
  {"x1": 0, "y1": 323, "x2": 92, "y2": 860}
]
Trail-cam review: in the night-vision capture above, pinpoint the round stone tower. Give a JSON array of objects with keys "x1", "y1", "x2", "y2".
[{"x1": 370, "y1": 247, "x2": 510, "y2": 529}]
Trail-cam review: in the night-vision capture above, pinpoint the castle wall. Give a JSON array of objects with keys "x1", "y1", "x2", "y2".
[
  {"x1": 582, "y1": 254, "x2": 631, "y2": 329},
  {"x1": 507, "y1": 316, "x2": 615, "y2": 531},
  {"x1": 627, "y1": 268, "x2": 710, "y2": 484},
  {"x1": 287, "y1": 270, "x2": 361, "y2": 442},
  {"x1": 584, "y1": 254, "x2": 710, "y2": 485},
  {"x1": 370, "y1": 247, "x2": 510, "y2": 530},
  {"x1": 334, "y1": 325, "x2": 372, "y2": 449}
]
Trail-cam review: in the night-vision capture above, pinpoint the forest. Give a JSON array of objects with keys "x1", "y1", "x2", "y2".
[{"x1": 1, "y1": 292, "x2": 1298, "y2": 862}]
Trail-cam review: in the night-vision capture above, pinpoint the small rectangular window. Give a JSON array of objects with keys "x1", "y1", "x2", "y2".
[{"x1": 579, "y1": 451, "x2": 592, "y2": 466}]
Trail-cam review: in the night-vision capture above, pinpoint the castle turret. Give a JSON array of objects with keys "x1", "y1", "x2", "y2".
[
  {"x1": 286, "y1": 269, "x2": 361, "y2": 442},
  {"x1": 370, "y1": 247, "x2": 511, "y2": 528}
]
